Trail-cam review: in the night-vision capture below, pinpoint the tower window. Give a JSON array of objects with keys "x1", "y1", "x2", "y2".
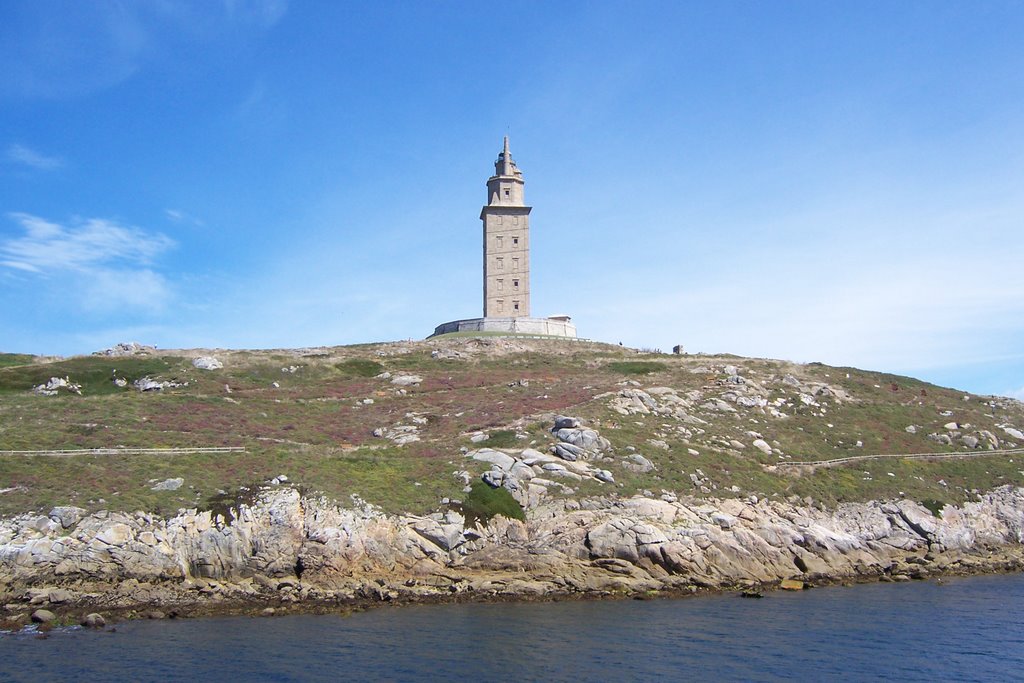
[
  {"x1": 512, "y1": 237, "x2": 519, "y2": 245},
  {"x1": 497, "y1": 215, "x2": 503, "y2": 225},
  {"x1": 513, "y1": 216, "x2": 519, "y2": 225},
  {"x1": 497, "y1": 299, "x2": 504, "y2": 312},
  {"x1": 496, "y1": 235, "x2": 503, "y2": 248},
  {"x1": 512, "y1": 258, "x2": 518, "y2": 271},
  {"x1": 513, "y1": 279, "x2": 519, "y2": 288},
  {"x1": 513, "y1": 301, "x2": 520, "y2": 311},
  {"x1": 504, "y1": 189, "x2": 510, "y2": 197},
  {"x1": 496, "y1": 257, "x2": 504, "y2": 270},
  {"x1": 498, "y1": 279, "x2": 504, "y2": 291}
]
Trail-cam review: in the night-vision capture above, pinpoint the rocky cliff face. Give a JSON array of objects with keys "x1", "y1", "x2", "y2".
[{"x1": 3, "y1": 486, "x2": 1023, "y2": 615}]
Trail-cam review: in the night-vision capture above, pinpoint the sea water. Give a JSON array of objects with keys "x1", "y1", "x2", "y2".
[{"x1": 2, "y1": 574, "x2": 1023, "y2": 682}]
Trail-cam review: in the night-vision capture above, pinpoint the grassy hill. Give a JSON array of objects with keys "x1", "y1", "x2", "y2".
[{"x1": 0, "y1": 337, "x2": 1021, "y2": 518}]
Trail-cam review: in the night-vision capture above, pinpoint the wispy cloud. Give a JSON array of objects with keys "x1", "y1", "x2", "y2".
[
  {"x1": 1, "y1": 213, "x2": 175, "y2": 310},
  {"x1": 1, "y1": 2, "x2": 288, "y2": 100},
  {"x1": 165, "y1": 208, "x2": 205, "y2": 227},
  {"x1": 5, "y1": 143, "x2": 63, "y2": 170}
]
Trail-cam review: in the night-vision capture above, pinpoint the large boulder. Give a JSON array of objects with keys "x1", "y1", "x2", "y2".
[
  {"x1": 192, "y1": 356, "x2": 223, "y2": 370},
  {"x1": 554, "y1": 428, "x2": 609, "y2": 452},
  {"x1": 48, "y1": 506, "x2": 86, "y2": 529},
  {"x1": 31, "y1": 609, "x2": 55, "y2": 624}
]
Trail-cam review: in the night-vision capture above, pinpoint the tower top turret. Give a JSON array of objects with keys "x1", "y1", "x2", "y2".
[{"x1": 486, "y1": 136, "x2": 525, "y2": 207}]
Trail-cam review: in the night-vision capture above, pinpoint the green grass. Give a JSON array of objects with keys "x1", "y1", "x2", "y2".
[
  {"x1": 334, "y1": 359, "x2": 385, "y2": 378},
  {"x1": 0, "y1": 353, "x2": 34, "y2": 368},
  {"x1": 605, "y1": 361, "x2": 666, "y2": 375},
  {"x1": 0, "y1": 355, "x2": 187, "y2": 396},
  {"x1": 0, "y1": 340, "x2": 1021, "y2": 518},
  {"x1": 479, "y1": 429, "x2": 522, "y2": 449}
]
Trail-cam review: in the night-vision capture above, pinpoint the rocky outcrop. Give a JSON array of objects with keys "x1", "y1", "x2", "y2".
[{"x1": 2, "y1": 486, "x2": 1023, "y2": 617}]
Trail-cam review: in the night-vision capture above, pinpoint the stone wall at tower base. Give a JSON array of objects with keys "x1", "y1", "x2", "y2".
[{"x1": 429, "y1": 316, "x2": 577, "y2": 339}]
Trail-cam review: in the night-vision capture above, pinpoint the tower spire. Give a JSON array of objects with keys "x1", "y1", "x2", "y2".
[{"x1": 497, "y1": 135, "x2": 515, "y2": 176}]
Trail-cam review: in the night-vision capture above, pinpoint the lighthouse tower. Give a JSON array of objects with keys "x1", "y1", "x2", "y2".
[
  {"x1": 428, "y1": 137, "x2": 576, "y2": 339},
  {"x1": 480, "y1": 136, "x2": 531, "y2": 318}
]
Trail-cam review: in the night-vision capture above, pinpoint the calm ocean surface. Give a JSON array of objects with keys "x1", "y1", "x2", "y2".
[{"x1": 2, "y1": 574, "x2": 1023, "y2": 682}]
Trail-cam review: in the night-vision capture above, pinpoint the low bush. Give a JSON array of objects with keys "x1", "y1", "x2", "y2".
[{"x1": 460, "y1": 480, "x2": 525, "y2": 525}]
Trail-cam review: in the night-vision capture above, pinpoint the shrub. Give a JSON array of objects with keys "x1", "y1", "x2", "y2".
[
  {"x1": 334, "y1": 359, "x2": 384, "y2": 378},
  {"x1": 460, "y1": 480, "x2": 525, "y2": 525},
  {"x1": 920, "y1": 499, "x2": 945, "y2": 517}
]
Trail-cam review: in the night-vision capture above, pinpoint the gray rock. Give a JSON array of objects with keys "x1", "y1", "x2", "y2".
[
  {"x1": 390, "y1": 374, "x2": 422, "y2": 386},
  {"x1": 1002, "y1": 426, "x2": 1024, "y2": 441},
  {"x1": 33, "y1": 376, "x2": 82, "y2": 396},
  {"x1": 482, "y1": 470, "x2": 505, "y2": 488},
  {"x1": 48, "y1": 506, "x2": 86, "y2": 529},
  {"x1": 960, "y1": 435, "x2": 979, "y2": 449},
  {"x1": 700, "y1": 399, "x2": 736, "y2": 412},
  {"x1": 519, "y1": 448, "x2": 555, "y2": 465},
  {"x1": 82, "y1": 613, "x2": 106, "y2": 628},
  {"x1": 554, "y1": 427, "x2": 608, "y2": 451},
  {"x1": 151, "y1": 478, "x2": 184, "y2": 491},
  {"x1": 192, "y1": 356, "x2": 223, "y2": 370},
  {"x1": 905, "y1": 425, "x2": 917, "y2": 434},
  {"x1": 31, "y1": 609, "x2": 55, "y2": 624},
  {"x1": 509, "y1": 462, "x2": 535, "y2": 481},
  {"x1": 553, "y1": 443, "x2": 584, "y2": 461},
  {"x1": 624, "y1": 454, "x2": 655, "y2": 473},
  {"x1": 469, "y1": 449, "x2": 516, "y2": 471},
  {"x1": 412, "y1": 519, "x2": 465, "y2": 551},
  {"x1": 595, "y1": 469, "x2": 615, "y2": 483},
  {"x1": 751, "y1": 439, "x2": 773, "y2": 455},
  {"x1": 95, "y1": 342, "x2": 155, "y2": 357},
  {"x1": 553, "y1": 416, "x2": 580, "y2": 430},
  {"x1": 712, "y1": 512, "x2": 737, "y2": 529}
]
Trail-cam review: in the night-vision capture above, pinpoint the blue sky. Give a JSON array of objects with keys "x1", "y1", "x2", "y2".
[{"x1": 1, "y1": 1, "x2": 1022, "y2": 398}]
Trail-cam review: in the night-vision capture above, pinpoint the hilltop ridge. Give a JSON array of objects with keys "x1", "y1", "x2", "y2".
[{"x1": 0, "y1": 336, "x2": 1021, "y2": 518}]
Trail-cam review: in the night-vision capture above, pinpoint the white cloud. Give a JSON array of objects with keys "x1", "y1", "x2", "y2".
[
  {"x1": 5, "y1": 143, "x2": 63, "y2": 170},
  {"x1": 1, "y1": 213, "x2": 175, "y2": 311},
  {"x1": 2, "y1": 213, "x2": 173, "y2": 272}
]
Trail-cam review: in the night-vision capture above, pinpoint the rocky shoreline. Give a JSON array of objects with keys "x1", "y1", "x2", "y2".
[{"x1": 2, "y1": 484, "x2": 1023, "y2": 631}]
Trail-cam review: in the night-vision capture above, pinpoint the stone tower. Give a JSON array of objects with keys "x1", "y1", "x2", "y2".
[{"x1": 480, "y1": 136, "x2": 531, "y2": 318}]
